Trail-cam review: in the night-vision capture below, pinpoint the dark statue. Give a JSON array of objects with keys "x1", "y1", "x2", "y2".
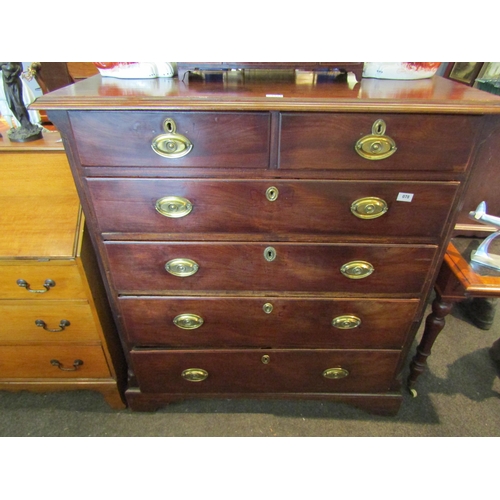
[{"x1": 0, "y1": 62, "x2": 42, "y2": 142}]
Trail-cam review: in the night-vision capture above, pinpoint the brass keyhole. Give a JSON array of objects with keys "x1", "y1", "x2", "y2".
[
  {"x1": 264, "y1": 246, "x2": 276, "y2": 262},
  {"x1": 266, "y1": 186, "x2": 279, "y2": 202},
  {"x1": 373, "y1": 119, "x2": 386, "y2": 135},
  {"x1": 261, "y1": 355, "x2": 270, "y2": 364},
  {"x1": 263, "y1": 303, "x2": 273, "y2": 314},
  {"x1": 164, "y1": 118, "x2": 176, "y2": 133}
]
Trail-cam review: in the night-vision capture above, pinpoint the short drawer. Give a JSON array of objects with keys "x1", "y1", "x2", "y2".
[
  {"x1": 0, "y1": 262, "x2": 87, "y2": 300},
  {"x1": 131, "y1": 348, "x2": 400, "y2": 394},
  {"x1": 87, "y1": 178, "x2": 458, "y2": 240},
  {"x1": 119, "y1": 296, "x2": 419, "y2": 349},
  {"x1": 0, "y1": 345, "x2": 111, "y2": 378},
  {"x1": 0, "y1": 300, "x2": 101, "y2": 343},
  {"x1": 280, "y1": 113, "x2": 480, "y2": 172},
  {"x1": 105, "y1": 241, "x2": 437, "y2": 295},
  {"x1": 69, "y1": 111, "x2": 270, "y2": 168}
]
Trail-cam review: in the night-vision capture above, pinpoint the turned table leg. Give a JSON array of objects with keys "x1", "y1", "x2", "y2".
[{"x1": 407, "y1": 290, "x2": 454, "y2": 397}]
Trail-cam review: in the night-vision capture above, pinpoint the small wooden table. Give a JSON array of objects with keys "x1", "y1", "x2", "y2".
[{"x1": 408, "y1": 237, "x2": 500, "y2": 395}]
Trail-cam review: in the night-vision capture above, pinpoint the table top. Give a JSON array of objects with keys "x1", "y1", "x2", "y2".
[
  {"x1": 445, "y1": 237, "x2": 500, "y2": 296},
  {"x1": 31, "y1": 74, "x2": 500, "y2": 114},
  {"x1": 0, "y1": 119, "x2": 63, "y2": 152}
]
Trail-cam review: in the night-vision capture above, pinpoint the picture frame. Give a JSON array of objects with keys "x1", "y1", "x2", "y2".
[
  {"x1": 445, "y1": 62, "x2": 484, "y2": 85},
  {"x1": 476, "y1": 62, "x2": 500, "y2": 80}
]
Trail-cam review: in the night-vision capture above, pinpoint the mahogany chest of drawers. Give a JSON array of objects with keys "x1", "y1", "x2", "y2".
[
  {"x1": 0, "y1": 121, "x2": 125, "y2": 408},
  {"x1": 33, "y1": 73, "x2": 500, "y2": 414}
]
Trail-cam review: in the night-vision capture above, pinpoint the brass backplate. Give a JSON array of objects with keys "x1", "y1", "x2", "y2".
[
  {"x1": 340, "y1": 261, "x2": 374, "y2": 279},
  {"x1": 332, "y1": 315, "x2": 362, "y2": 329},
  {"x1": 323, "y1": 367, "x2": 349, "y2": 379},
  {"x1": 182, "y1": 368, "x2": 208, "y2": 382},
  {"x1": 173, "y1": 313, "x2": 204, "y2": 330},
  {"x1": 165, "y1": 258, "x2": 199, "y2": 277},
  {"x1": 155, "y1": 196, "x2": 193, "y2": 218},
  {"x1": 351, "y1": 197, "x2": 388, "y2": 219},
  {"x1": 152, "y1": 118, "x2": 193, "y2": 159},
  {"x1": 355, "y1": 119, "x2": 397, "y2": 160}
]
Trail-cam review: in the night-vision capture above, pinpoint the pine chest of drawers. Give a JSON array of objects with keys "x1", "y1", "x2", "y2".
[
  {"x1": 0, "y1": 121, "x2": 125, "y2": 408},
  {"x1": 34, "y1": 73, "x2": 500, "y2": 414}
]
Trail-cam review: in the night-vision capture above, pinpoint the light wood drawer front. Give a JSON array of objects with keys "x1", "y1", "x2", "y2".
[
  {"x1": 87, "y1": 178, "x2": 458, "y2": 240},
  {"x1": 119, "y1": 297, "x2": 418, "y2": 349},
  {"x1": 105, "y1": 242, "x2": 436, "y2": 295},
  {"x1": 131, "y1": 348, "x2": 400, "y2": 394},
  {"x1": 0, "y1": 345, "x2": 111, "y2": 378},
  {"x1": 0, "y1": 263, "x2": 86, "y2": 300},
  {"x1": 69, "y1": 111, "x2": 270, "y2": 168},
  {"x1": 0, "y1": 300, "x2": 101, "y2": 343},
  {"x1": 280, "y1": 113, "x2": 479, "y2": 171},
  {"x1": 0, "y1": 152, "x2": 80, "y2": 258}
]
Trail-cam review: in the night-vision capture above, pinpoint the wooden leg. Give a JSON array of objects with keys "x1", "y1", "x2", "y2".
[{"x1": 407, "y1": 291, "x2": 454, "y2": 396}]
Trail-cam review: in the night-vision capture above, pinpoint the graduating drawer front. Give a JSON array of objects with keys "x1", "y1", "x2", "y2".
[
  {"x1": 87, "y1": 178, "x2": 458, "y2": 240},
  {"x1": 69, "y1": 111, "x2": 270, "y2": 168},
  {"x1": 119, "y1": 296, "x2": 418, "y2": 349},
  {"x1": 280, "y1": 113, "x2": 479, "y2": 171},
  {"x1": 0, "y1": 300, "x2": 101, "y2": 343},
  {"x1": 131, "y1": 348, "x2": 400, "y2": 394},
  {"x1": 0, "y1": 263, "x2": 87, "y2": 300},
  {"x1": 105, "y1": 241, "x2": 436, "y2": 295},
  {"x1": 0, "y1": 345, "x2": 111, "y2": 378}
]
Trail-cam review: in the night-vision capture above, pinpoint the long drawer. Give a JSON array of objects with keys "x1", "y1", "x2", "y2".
[
  {"x1": 0, "y1": 345, "x2": 111, "y2": 378},
  {"x1": 87, "y1": 178, "x2": 458, "y2": 240},
  {"x1": 0, "y1": 300, "x2": 101, "y2": 343},
  {"x1": 131, "y1": 348, "x2": 400, "y2": 394},
  {"x1": 119, "y1": 296, "x2": 419, "y2": 349},
  {"x1": 0, "y1": 152, "x2": 80, "y2": 258},
  {"x1": 0, "y1": 262, "x2": 86, "y2": 300},
  {"x1": 105, "y1": 241, "x2": 437, "y2": 295},
  {"x1": 280, "y1": 113, "x2": 479, "y2": 171},
  {"x1": 69, "y1": 111, "x2": 271, "y2": 168}
]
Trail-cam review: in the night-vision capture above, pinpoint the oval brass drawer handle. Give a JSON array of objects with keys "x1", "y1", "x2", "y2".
[
  {"x1": 332, "y1": 315, "x2": 362, "y2": 329},
  {"x1": 182, "y1": 368, "x2": 208, "y2": 382},
  {"x1": 355, "y1": 119, "x2": 397, "y2": 160},
  {"x1": 155, "y1": 196, "x2": 193, "y2": 218},
  {"x1": 35, "y1": 319, "x2": 70, "y2": 332},
  {"x1": 323, "y1": 367, "x2": 349, "y2": 379},
  {"x1": 340, "y1": 261, "x2": 374, "y2": 280},
  {"x1": 165, "y1": 258, "x2": 199, "y2": 277},
  {"x1": 152, "y1": 118, "x2": 193, "y2": 159},
  {"x1": 351, "y1": 197, "x2": 388, "y2": 219},
  {"x1": 50, "y1": 359, "x2": 83, "y2": 371},
  {"x1": 173, "y1": 313, "x2": 204, "y2": 330},
  {"x1": 17, "y1": 278, "x2": 55, "y2": 293}
]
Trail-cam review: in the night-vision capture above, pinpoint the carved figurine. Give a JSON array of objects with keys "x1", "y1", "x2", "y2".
[{"x1": 0, "y1": 62, "x2": 42, "y2": 142}]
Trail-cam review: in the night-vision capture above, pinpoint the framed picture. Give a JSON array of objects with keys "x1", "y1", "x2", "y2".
[
  {"x1": 445, "y1": 62, "x2": 484, "y2": 85},
  {"x1": 477, "y1": 62, "x2": 500, "y2": 80}
]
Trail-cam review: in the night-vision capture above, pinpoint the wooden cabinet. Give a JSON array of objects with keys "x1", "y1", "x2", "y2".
[
  {"x1": 34, "y1": 74, "x2": 500, "y2": 414},
  {"x1": 0, "y1": 122, "x2": 125, "y2": 408}
]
